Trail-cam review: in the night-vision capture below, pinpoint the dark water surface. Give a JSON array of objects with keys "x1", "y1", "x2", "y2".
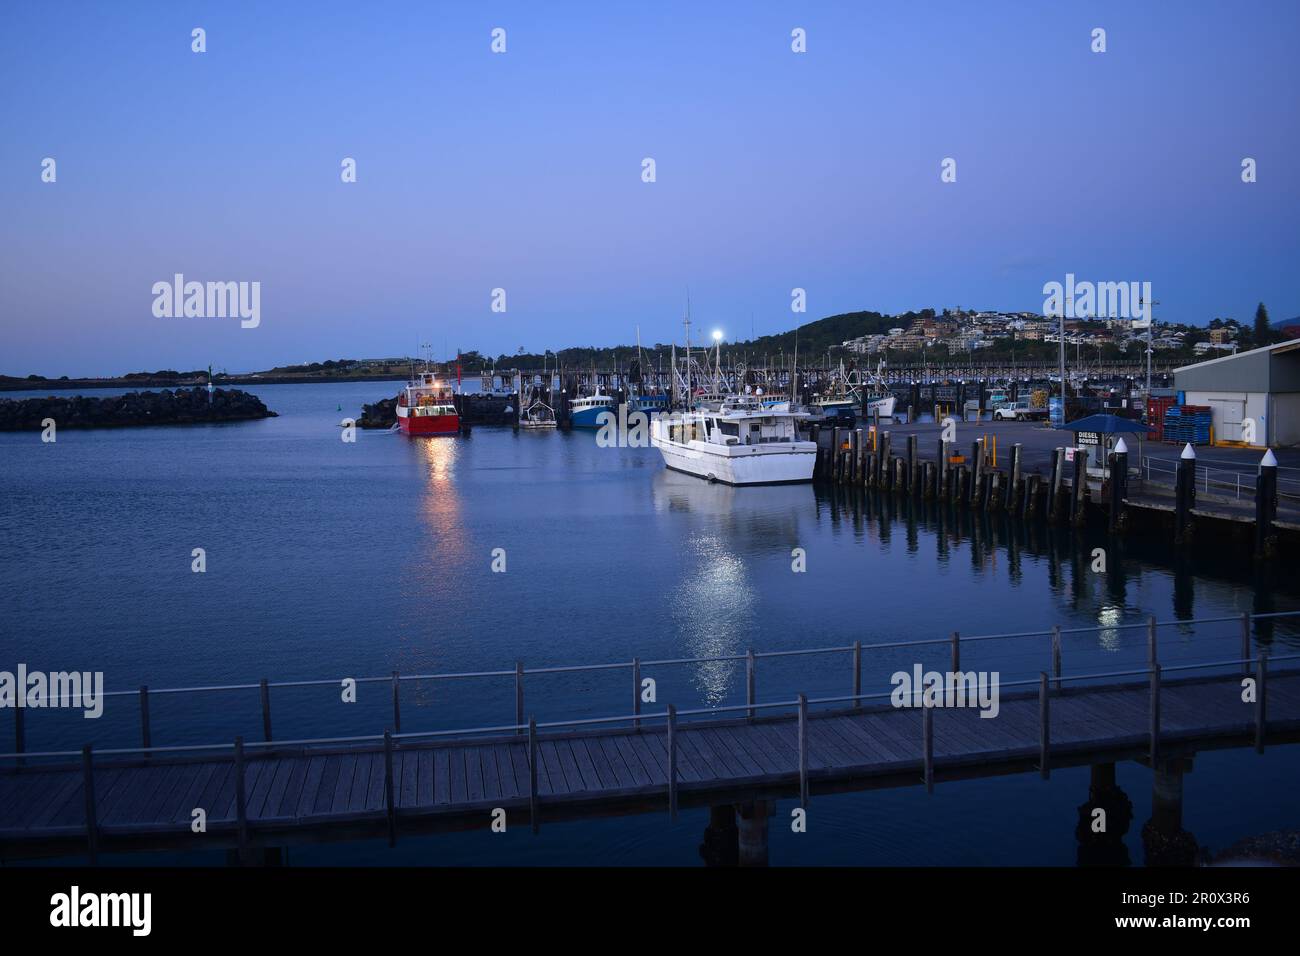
[{"x1": 2, "y1": 382, "x2": 1298, "y2": 865}]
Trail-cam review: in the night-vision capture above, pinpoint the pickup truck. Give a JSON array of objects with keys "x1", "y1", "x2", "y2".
[{"x1": 993, "y1": 401, "x2": 1048, "y2": 422}]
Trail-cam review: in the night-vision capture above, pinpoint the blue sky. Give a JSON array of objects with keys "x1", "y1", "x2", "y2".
[{"x1": 2, "y1": 1, "x2": 1297, "y2": 375}]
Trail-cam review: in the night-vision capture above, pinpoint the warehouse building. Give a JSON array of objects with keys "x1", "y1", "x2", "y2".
[{"x1": 1173, "y1": 340, "x2": 1300, "y2": 446}]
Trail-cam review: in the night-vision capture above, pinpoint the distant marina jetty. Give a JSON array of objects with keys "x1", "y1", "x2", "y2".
[{"x1": 0, "y1": 387, "x2": 276, "y2": 430}]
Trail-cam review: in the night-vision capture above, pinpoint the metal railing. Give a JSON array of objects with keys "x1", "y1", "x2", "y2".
[
  {"x1": 5, "y1": 610, "x2": 1299, "y2": 862},
  {"x1": 1142, "y1": 455, "x2": 1300, "y2": 503}
]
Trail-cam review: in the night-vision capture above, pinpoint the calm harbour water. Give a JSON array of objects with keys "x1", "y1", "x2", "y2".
[{"x1": 2, "y1": 381, "x2": 1298, "y2": 866}]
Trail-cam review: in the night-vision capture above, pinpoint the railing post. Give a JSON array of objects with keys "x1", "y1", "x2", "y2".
[
  {"x1": 922, "y1": 703, "x2": 934, "y2": 793},
  {"x1": 950, "y1": 631, "x2": 960, "y2": 672},
  {"x1": 1255, "y1": 652, "x2": 1268, "y2": 754},
  {"x1": 514, "y1": 662, "x2": 524, "y2": 734},
  {"x1": 1147, "y1": 616, "x2": 1158, "y2": 668},
  {"x1": 1149, "y1": 663, "x2": 1161, "y2": 767},
  {"x1": 797, "y1": 693, "x2": 809, "y2": 807},
  {"x1": 1038, "y1": 672, "x2": 1050, "y2": 780},
  {"x1": 259, "y1": 678, "x2": 272, "y2": 743},
  {"x1": 81, "y1": 744, "x2": 97, "y2": 865},
  {"x1": 666, "y1": 704, "x2": 677, "y2": 820},
  {"x1": 234, "y1": 736, "x2": 250, "y2": 863},
  {"x1": 528, "y1": 716, "x2": 539, "y2": 834},
  {"x1": 852, "y1": 640, "x2": 861, "y2": 708},
  {"x1": 384, "y1": 730, "x2": 396, "y2": 846},
  {"x1": 391, "y1": 672, "x2": 401, "y2": 735},
  {"x1": 746, "y1": 649, "x2": 756, "y2": 721},
  {"x1": 1051, "y1": 625, "x2": 1062, "y2": 690},
  {"x1": 632, "y1": 658, "x2": 641, "y2": 732},
  {"x1": 1241, "y1": 612, "x2": 1251, "y2": 677},
  {"x1": 138, "y1": 685, "x2": 151, "y2": 753}
]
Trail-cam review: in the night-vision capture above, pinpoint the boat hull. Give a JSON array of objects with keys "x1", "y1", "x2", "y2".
[
  {"x1": 399, "y1": 412, "x2": 459, "y2": 435},
  {"x1": 651, "y1": 436, "x2": 816, "y2": 485}
]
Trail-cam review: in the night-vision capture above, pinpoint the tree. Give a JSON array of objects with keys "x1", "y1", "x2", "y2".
[{"x1": 1254, "y1": 302, "x2": 1270, "y2": 346}]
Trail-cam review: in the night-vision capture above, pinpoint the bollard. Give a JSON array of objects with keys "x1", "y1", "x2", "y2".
[
  {"x1": 1256, "y1": 449, "x2": 1278, "y2": 557},
  {"x1": 1175, "y1": 443, "x2": 1196, "y2": 544}
]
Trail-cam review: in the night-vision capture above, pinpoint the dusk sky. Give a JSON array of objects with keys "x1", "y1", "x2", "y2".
[{"x1": 2, "y1": 1, "x2": 1297, "y2": 376}]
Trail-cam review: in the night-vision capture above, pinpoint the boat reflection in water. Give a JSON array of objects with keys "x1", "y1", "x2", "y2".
[{"x1": 651, "y1": 469, "x2": 815, "y2": 703}]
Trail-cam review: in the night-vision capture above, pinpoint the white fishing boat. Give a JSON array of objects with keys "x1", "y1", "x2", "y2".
[{"x1": 651, "y1": 394, "x2": 816, "y2": 485}]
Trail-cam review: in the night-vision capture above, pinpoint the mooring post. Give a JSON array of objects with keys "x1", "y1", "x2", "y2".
[
  {"x1": 514, "y1": 661, "x2": 524, "y2": 734},
  {"x1": 746, "y1": 649, "x2": 756, "y2": 721},
  {"x1": 383, "y1": 730, "x2": 396, "y2": 847},
  {"x1": 1147, "y1": 659, "x2": 1163, "y2": 767},
  {"x1": 852, "y1": 640, "x2": 862, "y2": 708},
  {"x1": 878, "y1": 431, "x2": 890, "y2": 487},
  {"x1": 260, "y1": 678, "x2": 272, "y2": 743},
  {"x1": 666, "y1": 704, "x2": 678, "y2": 820},
  {"x1": 138, "y1": 685, "x2": 151, "y2": 754},
  {"x1": 1009, "y1": 443, "x2": 1022, "y2": 512},
  {"x1": 81, "y1": 744, "x2": 98, "y2": 865},
  {"x1": 1070, "y1": 450, "x2": 1086, "y2": 527},
  {"x1": 970, "y1": 440, "x2": 983, "y2": 504},
  {"x1": 1038, "y1": 673, "x2": 1050, "y2": 780},
  {"x1": 391, "y1": 671, "x2": 401, "y2": 735},
  {"x1": 923, "y1": 704, "x2": 934, "y2": 794},
  {"x1": 1255, "y1": 652, "x2": 1268, "y2": 753},
  {"x1": 528, "y1": 716, "x2": 539, "y2": 834},
  {"x1": 1175, "y1": 443, "x2": 1196, "y2": 543},
  {"x1": 907, "y1": 434, "x2": 918, "y2": 494},
  {"x1": 1048, "y1": 448, "x2": 1064, "y2": 522},
  {"x1": 950, "y1": 631, "x2": 960, "y2": 672},
  {"x1": 1026, "y1": 473, "x2": 1040, "y2": 518},
  {"x1": 797, "y1": 693, "x2": 809, "y2": 808},
  {"x1": 1256, "y1": 449, "x2": 1278, "y2": 557}
]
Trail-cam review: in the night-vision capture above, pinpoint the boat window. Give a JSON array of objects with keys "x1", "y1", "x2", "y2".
[{"x1": 719, "y1": 421, "x2": 740, "y2": 437}]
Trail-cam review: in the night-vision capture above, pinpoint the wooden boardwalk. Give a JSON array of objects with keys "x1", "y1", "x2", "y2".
[{"x1": 2, "y1": 670, "x2": 1298, "y2": 860}]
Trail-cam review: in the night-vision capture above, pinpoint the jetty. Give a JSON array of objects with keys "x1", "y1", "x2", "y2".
[{"x1": 2, "y1": 611, "x2": 1297, "y2": 865}]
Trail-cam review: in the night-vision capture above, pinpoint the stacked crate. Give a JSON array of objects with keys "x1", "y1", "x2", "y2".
[
  {"x1": 1147, "y1": 395, "x2": 1176, "y2": 440},
  {"x1": 1162, "y1": 405, "x2": 1212, "y2": 445}
]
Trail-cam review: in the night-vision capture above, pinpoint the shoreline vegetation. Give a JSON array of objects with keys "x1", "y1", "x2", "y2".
[
  {"x1": 10, "y1": 307, "x2": 1298, "y2": 392},
  {"x1": 0, "y1": 387, "x2": 277, "y2": 431}
]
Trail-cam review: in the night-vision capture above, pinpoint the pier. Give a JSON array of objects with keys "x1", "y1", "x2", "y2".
[{"x1": 3, "y1": 612, "x2": 1298, "y2": 864}]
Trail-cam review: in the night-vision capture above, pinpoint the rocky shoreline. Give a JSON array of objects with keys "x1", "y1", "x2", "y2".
[{"x1": 0, "y1": 387, "x2": 277, "y2": 431}]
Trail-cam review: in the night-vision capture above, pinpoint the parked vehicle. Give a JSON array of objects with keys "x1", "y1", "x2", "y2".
[{"x1": 993, "y1": 401, "x2": 1048, "y2": 422}]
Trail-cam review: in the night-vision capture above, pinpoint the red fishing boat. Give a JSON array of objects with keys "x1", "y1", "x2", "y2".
[{"x1": 396, "y1": 366, "x2": 460, "y2": 436}]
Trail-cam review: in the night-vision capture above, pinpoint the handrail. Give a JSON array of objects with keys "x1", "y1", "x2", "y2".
[{"x1": 4, "y1": 611, "x2": 1298, "y2": 764}]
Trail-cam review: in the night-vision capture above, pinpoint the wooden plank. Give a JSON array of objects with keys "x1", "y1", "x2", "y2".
[
  {"x1": 553, "y1": 740, "x2": 588, "y2": 793},
  {"x1": 21, "y1": 772, "x2": 81, "y2": 830},
  {"x1": 708, "y1": 726, "x2": 768, "y2": 777},
  {"x1": 566, "y1": 737, "x2": 600, "y2": 791},
  {"x1": 464, "y1": 746, "x2": 486, "y2": 803},
  {"x1": 313, "y1": 756, "x2": 342, "y2": 814},
  {"x1": 194, "y1": 763, "x2": 232, "y2": 822},
  {"x1": 683, "y1": 726, "x2": 743, "y2": 777},
  {"x1": 270, "y1": 758, "x2": 307, "y2": 819},
  {"x1": 804, "y1": 721, "x2": 862, "y2": 768},
  {"x1": 827, "y1": 716, "x2": 906, "y2": 764},
  {"x1": 611, "y1": 734, "x2": 654, "y2": 787},
  {"x1": 247, "y1": 759, "x2": 284, "y2": 819},
  {"x1": 171, "y1": 763, "x2": 219, "y2": 825},
  {"x1": 595, "y1": 736, "x2": 636, "y2": 789},
  {"x1": 101, "y1": 765, "x2": 168, "y2": 824},
  {"x1": 347, "y1": 754, "x2": 374, "y2": 812},
  {"x1": 433, "y1": 749, "x2": 452, "y2": 805},
  {"x1": 676, "y1": 730, "x2": 725, "y2": 781},
  {"x1": 365, "y1": 751, "x2": 387, "y2": 811},
  {"x1": 400, "y1": 749, "x2": 420, "y2": 808},
  {"x1": 505, "y1": 743, "x2": 531, "y2": 799},
  {"x1": 416, "y1": 750, "x2": 436, "y2": 807},
  {"x1": 294, "y1": 757, "x2": 327, "y2": 818},
  {"x1": 628, "y1": 732, "x2": 668, "y2": 782},
  {"x1": 140, "y1": 763, "x2": 196, "y2": 825},
  {"x1": 480, "y1": 743, "x2": 503, "y2": 801},
  {"x1": 491, "y1": 744, "x2": 520, "y2": 800},
  {"x1": 653, "y1": 730, "x2": 703, "y2": 782},
  {"x1": 536, "y1": 741, "x2": 564, "y2": 795},
  {"x1": 330, "y1": 755, "x2": 359, "y2": 814},
  {"x1": 577, "y1": 737, "x2": 617, "y2": 790},
  {"x1": 448, "y1": 746, "x2": 469, "y2": 803}
]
